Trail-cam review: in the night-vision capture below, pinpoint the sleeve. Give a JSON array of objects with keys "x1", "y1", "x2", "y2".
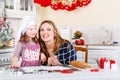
[
  {"x1": 67, "y1": 42, "x2": 77, "y2": 62},
  {"x1": 58, "y1": 42, "x2": 77, "y2": 65},
  {"x1": 13, "y1": 42, "x2": 23, "y2": 59}
]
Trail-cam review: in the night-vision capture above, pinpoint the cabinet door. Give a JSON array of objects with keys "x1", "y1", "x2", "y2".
[
  {"x1": 88, "y1": 49, "x2": 120, "y2": 66},
  {"x1": 0, "y1": 0, "x2": 4, "y2": 17},
  {"x1": 5, "y1": 0, "x2": 14, "y2": 9},
  {"x1": 5, "y1": 0, "x2": 35, "y2": 18},
  {"x1": 0, "y1": 0, "x2": 4, "y2": 8},
  {"x1": 20, "y1": 0, "x2": 33, "y2": 11}
]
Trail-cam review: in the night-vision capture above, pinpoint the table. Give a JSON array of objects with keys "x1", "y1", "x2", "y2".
[{"x1": 0, "y1": 66, "x2": 120, "y2": 80}]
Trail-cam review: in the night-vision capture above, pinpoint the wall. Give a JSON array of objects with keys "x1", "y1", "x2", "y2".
[
  {"x1": 39, "y1": 0, "x2": 120, "y2": 26},
  {"x1": 38, "y1": 0, "x2": 120, "y2": 44},
  {"x1": 6, "y1": 3, "x2": 41, "y2": 39},
  {"x1": 6, "y1": 0, "x2": 120, "y2": 44},
  {"x1": 70, "y1": 25, "x2": 120, "y2": 44}
]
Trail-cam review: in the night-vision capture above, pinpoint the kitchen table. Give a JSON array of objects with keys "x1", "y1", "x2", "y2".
[{"x1": 0, "y1": 66, "x2": 120, "y2": 80}]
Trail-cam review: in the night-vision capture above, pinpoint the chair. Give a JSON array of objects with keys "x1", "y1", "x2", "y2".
[{"x1": 74, "y1": 45, "x2": 88, "y2": 63}]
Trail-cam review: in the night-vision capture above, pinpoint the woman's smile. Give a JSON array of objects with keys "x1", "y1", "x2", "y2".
[
  {"x1": 40, "y1": 23, "x2": 55, "y2": 42},
  {"x1": 42, "y1": 34, "x2": 49, "y2": 39}
]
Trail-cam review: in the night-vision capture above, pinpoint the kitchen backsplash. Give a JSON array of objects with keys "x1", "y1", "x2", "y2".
[
  {"x1": 59, "y1": 25, "x2": 120, "y2": 45},
  {"x1": 6, "y1": 18, "x2": 120, "y2": 45}
]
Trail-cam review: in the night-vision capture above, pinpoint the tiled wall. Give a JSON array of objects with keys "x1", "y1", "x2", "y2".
[
  {"x1": 9, "y1": 19, "x2": 120, "y2": 45},
  {"x1": 59, "y1": 25, "x2": 120, "y2": 45}
]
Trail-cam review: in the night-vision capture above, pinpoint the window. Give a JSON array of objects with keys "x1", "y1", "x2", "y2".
[
  {"x1": 20, "y1": 0, "x2": 33, "y2": 11},
  {"x1": 1, "y1": 0, "x2": 35, "y2": 18},
  {"x1": 5, "y1": 0, "x2": 14, "y2": 9},
  {"x1": 0, "y1": 0, "x2": 4, "y2": 8}
]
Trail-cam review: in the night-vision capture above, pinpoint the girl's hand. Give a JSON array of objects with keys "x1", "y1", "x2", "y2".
[
  {"x1": 47, "y1": 56, "x2": 62, "y2": 66},
  {"x1": 10, "y1": 56, "x2": 20, "y2": 68},
  {"x1": 10, "y1": 63, "x2": 20, "y2": 68}
]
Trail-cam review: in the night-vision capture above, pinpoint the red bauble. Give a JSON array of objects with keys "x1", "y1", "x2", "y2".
[
  {"x1": 82, "y1": 0, "x2": 91, "y2": 6},
  {"x1": 65, "y1": 5, "x2": 71, "y2": 11},
  {"x1": 51, "y1": 4, "x2": 59, "y2": 10},
  {"x1": 75, "y1": 39, "x2": 84, "y2": 45},
  {"x1": 76, "y1": 0, "x2": 83, "y2": 7},
  {"x1": 71, "y1": 3, "x2": 77, "y2": 10},
  {"x1": 34, "y1": 0, "x2": 39, "y2": 3},
  {"x1": 4, "y1": 18, "x2": 6, "y2": 21},
  {"x1": 80, "y1": 39, "x2": 84, "y2": 45},
  {"x1": 87, "y1": 0, "x2": 91, "y2": 4},
  {"x1": 57, "y1": 2, "x2": 64, "y2": 9},
  {"x1": 36, "y1": 0, "x2": 52, "y2": 7},
  {"x1": 82, "y1": 1, "x2": 88, "y2": 6}
]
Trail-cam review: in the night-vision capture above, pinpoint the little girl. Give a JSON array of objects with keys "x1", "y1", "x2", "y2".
[{"x1": 11, "y1": 16, "x2": 41, "y2": 67}]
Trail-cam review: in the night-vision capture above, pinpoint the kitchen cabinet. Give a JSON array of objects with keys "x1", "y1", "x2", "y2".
[
  {"x1": 77, "y1": 45, "x2": 120, "y2": 67},
  {"x1": 0, "y1": 48, "x2": 14, "y2": 66},
  {"x1": 0, "y1": 0, "x2": 4, "y2": 17},
  {"x1": 1, "y1": 0, "x2": 35, "y2": 18}
]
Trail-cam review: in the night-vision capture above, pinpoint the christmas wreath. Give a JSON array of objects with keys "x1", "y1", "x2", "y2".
[{"x1": 34, "y1": 0, "x2": 91, "y2": 11}]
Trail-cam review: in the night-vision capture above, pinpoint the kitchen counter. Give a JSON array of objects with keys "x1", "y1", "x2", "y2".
[
  {"x1": 0, "y1": 66, "x2": 120, "y2": 80},
  {"x1": 0, "y1": 47, "x2": 14, "y2": 53},
  {"x1": 87, "y1": 44, "x2": 120, "y2": 46},
  {"x1": 75, "y1": 44, "x2": 120, "y2": 50}
]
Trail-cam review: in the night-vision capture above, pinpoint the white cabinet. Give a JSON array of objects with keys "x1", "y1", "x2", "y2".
[
  {"x1": 0, "y1": 48, "x2": 14, "y2": 66},
  {"x1": 77, "y1": 45, "x2": 120, "y2": 67},
  {"x1": 2, "y1": 0, "x2": 35, "y2": 18},
  {"x1": 89, "y1": 46, "x2": 120, "y2": 66}
]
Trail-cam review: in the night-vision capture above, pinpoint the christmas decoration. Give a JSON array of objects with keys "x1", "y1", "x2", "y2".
[
  {"x1": 0, "y1": 13, "x2": 14, "y2": 48},
  {"x1": 72, "y1": 31, "x2": 83, "y2": 39},
  {"x1": 34, "y1": 0, "x2": 91, "y2": 11},
  {"x1": 72, "y1": 31, "x2": 85, "y2": 45},
  {"x1": 34, "y1": 0, "x2": 52, "y2": 7}
]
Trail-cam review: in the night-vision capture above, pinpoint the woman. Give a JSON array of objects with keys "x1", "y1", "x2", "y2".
[{"x1": 38, "y1": 20, "x2": 77, "y2": 66}]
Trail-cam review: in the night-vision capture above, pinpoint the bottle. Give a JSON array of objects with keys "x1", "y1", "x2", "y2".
[
  {"x1": 100, "y1": 57, "x2": 106, "y2": 69},
  {"x1": 110, "y1": 59, "x2": 115, "y2": 69}
]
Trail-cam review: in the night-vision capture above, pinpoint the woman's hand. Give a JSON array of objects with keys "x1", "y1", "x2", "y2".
[
  {"x1": 47, "y1": 56, "x2": 62, "y2": 66},
  {"x1": 41, "y1": 53, "x2": 47, "y2": 64}
]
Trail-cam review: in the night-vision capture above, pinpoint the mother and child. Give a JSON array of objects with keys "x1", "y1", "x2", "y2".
[{"x1": 11, "y1": 16, "x2": 77, "y2": 67}]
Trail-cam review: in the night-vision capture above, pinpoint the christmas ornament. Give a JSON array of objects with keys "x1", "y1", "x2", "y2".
[{"x1": 34, "y1": 0, "x2": 92, "y2": 11}]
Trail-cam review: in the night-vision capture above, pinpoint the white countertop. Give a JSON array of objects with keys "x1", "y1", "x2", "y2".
[
  {"x1": 0, "y1": 66, "x2": 120, "y2": 80},
  {"x1": 88, "y1": 46, "x2": 120, "y2": 50},
  {"x1": 76, "y1": 44, "x2": 120, "y2": 50},
  {"x1": 0, "y1": 47, "x2": 14, "y2": 53}
]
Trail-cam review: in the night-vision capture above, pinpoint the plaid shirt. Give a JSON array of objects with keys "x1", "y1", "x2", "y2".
[{"x1": 56, "y1": 42, "x2": 77, "y2": 65}]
